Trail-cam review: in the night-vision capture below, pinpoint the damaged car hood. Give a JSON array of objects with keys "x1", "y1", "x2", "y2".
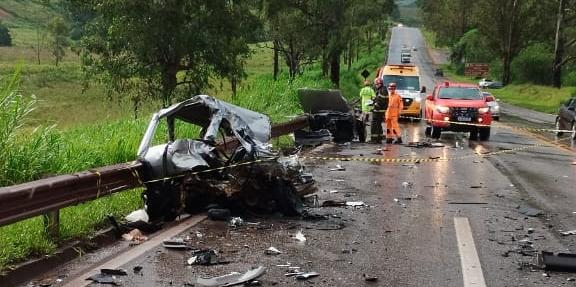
[{"x1": 138, "y1": 95, "x2": 272, "y2": 160}]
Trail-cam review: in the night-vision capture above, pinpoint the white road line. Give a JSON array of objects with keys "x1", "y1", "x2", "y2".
[
  {"x1": 62, "y1": 215, "x2": 206, "y2": 287},
  {"x1": 454, "y1": 217, "x2": 487, "y2": 287}
]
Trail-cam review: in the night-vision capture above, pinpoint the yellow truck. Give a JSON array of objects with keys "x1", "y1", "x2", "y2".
[{"x1": 377, "y1": 64, "x2": 425, "y2": 119}]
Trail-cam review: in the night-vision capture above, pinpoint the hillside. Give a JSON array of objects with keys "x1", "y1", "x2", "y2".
[{"x1": 0, "y1": 0, "x2": 63, "y2": 46}]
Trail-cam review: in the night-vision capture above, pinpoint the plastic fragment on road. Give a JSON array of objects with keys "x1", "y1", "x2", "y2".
[
  {"x1": 163, "y1": 238, "x2": 191, "y2": 250},
  {"x1": 187, "y1": 249, "x2": 221, "y2": 265},
  {"x1": 284, "y1": 271, "x2": 319, "y2": 280},
  {"x1": 229, "y1": 217, "x2": 244, "y2": 227},
  {"x1": 101, "y1": 269, "x2": 128, "y2": 276},
  {"x1": 561, "y1": 230, "x2": 576, "y2": 236},
  {"x1": 86, "y1": 273, "x2": 119, "y2": 285},
  {"x1": 193, "y1": 266, "x2": 266, "y2": 287},
  {"x1": 294, "y1": 230, "x2": 306, "y2": 242},
  {"x1": 541, "y1": 251, "x2": 576, "y2": 272},
  {"x1": 518, "y1": 206, "x2": 543, "y2": 217},
  {"x1": 329, "y1": 165, "x2": 346, "y2": 171},
  {"x1": 346, "y1": 201, "x2": 366, "y2": 207},
  {"x1": 321, "y1": 200, "x2": 346, "y2": 207},
  {"x1": 265, "y1": 247, "x2": 283, "y2": 255},
  {"x1": 125, "y1": 209, "x2": 149, "y2": 223}
]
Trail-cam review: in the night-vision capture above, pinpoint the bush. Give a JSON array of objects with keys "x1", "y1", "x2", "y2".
[
  {"x1": 562, "y1": 70, "x2": 576, "y2": 87},
  {"x1": 511, "y1": 43, "x2": 553, "y2": 85},
  {"x1": 0, "y1": 21, "x2": 12, "y2": 47}
]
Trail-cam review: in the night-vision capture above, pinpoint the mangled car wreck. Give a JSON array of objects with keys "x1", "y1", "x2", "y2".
[{"x1": 137, "y1": 95, "x2": 314, "y2": 222}]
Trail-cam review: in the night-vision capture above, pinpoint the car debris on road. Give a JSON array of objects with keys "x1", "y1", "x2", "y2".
[{"x1": 191, "y1": 266, "x2": 266, "y2": 287}]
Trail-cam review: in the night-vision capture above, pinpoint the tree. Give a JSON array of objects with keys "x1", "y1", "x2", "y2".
[
  {"x1": 68, "y1": 0, "x2": 259, "y2": 108},
  {"x1": 474, "y1": 0, "x2": 542, "y2": 85},
  {"x1": 552, "y1": 0, "x2": 576, "y2": 87},
  {"x1": 0, "y1": 21, "x2": 12, "y2": 47},
  {"x1": 47, "y1": 17, "x2": 70, "y2": 66},
  {"x1": 420, "y1": 0, "x2": 478, "y2": 46}
]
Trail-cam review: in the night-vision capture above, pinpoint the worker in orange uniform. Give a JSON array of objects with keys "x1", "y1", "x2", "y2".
[{"x1": 385, "y1": 82, "x2": 403, "y2": 144}]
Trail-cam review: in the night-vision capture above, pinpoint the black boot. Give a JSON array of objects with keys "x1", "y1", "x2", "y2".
[
  {"x1": 386, "y1": 138, "x2": 393, "y2": 144},
  {"x1": 394, "y1": 138, "x2": 403, "y2": 144}
]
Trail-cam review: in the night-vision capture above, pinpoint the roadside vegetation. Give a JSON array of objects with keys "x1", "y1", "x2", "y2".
[
  {"x1": 419, "y1": 0, "x2": 576, "y2": 112},
  {"x1": 0, "y1": 0, "x2": 391, "y2": 271}
]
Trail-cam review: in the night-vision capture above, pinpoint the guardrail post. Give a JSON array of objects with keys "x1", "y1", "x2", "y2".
[{"x1": 43, "y1": 210, "x2": 60, "y2": 240}]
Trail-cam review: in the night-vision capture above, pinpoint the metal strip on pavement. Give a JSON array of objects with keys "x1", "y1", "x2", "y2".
[
  {"x1": 62, "y1": 215, "x2": 207, "y2": 287},
  {"x1": 454, "y1": 217, "x2": 487, "y2": 287}
]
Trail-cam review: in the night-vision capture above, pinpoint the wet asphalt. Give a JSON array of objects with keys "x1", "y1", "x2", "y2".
[{"x1": 21, "y1": 27, "x2": 576, "y2": 287}]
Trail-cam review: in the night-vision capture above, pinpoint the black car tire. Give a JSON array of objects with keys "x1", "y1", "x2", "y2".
[
  {"x1": 572, "y1": 121, "x2": 576, "y2": 140},
  {"x1": 469, "y1": 127, "x2": 479, "y2": 141},
  {"x1": 479, "y1": 127, "x2": 491, "y2": 141},
  {"x1": 431, "y1": 125, "x2": 441, "y2": 139},
  {"x1": 556, "y1": 117, "x2": 564, "y2": 136},
  {"x1": 425, "y1": 126, "x2": 431, "y2": 137}
]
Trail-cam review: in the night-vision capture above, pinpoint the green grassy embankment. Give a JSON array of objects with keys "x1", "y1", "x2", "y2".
[
  {"x1": 0, "y1": 37, "x2": 388, "y2": 271},
  {"x1": 441, "y1": 65, "x2": 576, "y2": 114}
]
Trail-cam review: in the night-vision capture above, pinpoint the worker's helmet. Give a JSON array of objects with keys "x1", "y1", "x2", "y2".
[{"x1": 388, "y1": 82, "x2": 397, "y2": 90}]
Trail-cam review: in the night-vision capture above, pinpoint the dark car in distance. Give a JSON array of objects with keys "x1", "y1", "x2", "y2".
[{"x1": 556, "y1": 97, "x2": 576, "y2": 140}]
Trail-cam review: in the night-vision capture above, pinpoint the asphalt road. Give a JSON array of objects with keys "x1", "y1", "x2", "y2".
[{"x1": 22, "y1": 27, "x2": 576, "y2": 287}]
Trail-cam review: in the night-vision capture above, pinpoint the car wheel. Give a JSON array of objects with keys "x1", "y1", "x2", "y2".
[
  {"x1": 431, "y1": 125, "x2": 441, "y2": 139},
  {"x1": 572, "y1": 121, "x2": 576, "y2": 140},
  {"x1": 555, "y1": 117, "x2": 564, "y2": 136},
  {"x1": 425, "y1": 126, "x2": 431, "y2": 137},
  {"x1": 479, "y1": 127, "x2": 490, "y2": 141},
  {"x1": 493, "y1": 116, "x2": 499, "y2": 121}
]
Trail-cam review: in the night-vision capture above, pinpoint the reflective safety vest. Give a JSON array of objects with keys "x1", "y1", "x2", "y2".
[{"x1": 360, "y1": 86, "x2": 375, "y2": 113}]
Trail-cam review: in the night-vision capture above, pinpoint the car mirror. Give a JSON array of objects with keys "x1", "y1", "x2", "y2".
[
  {"x1": 426, "y1": 94, "x2": 434, "y2": 101},
  {"x1": 421, "y1": 86, "x2": 427, "y2": 93},
  {"x1": 485, "y1": 96, "x2": 495, "y2": 102}
]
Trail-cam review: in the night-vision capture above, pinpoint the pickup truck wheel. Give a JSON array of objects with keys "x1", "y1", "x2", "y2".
[
  {"x1": 571, "y1": 122, "x2": 576, "y2": 140},
  {"x1": 425, "y1": 126, "x2": 431, "y2": 137},
  {"x1": 479, "y1": 127, "x2": 491, "y2": 141},
  {"x1": 431, "y1": 126, "x2": 441, "y2": 139},
  {"x1": 555, "y1": 118, "x2": 563, "y2": 136}
]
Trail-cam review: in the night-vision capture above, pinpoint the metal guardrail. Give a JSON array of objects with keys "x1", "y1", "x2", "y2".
[{"x1": 0, "y1": 115, "x2": 309, "y2": 233}]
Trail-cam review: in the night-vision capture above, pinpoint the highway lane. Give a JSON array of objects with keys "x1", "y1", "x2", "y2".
[{"x1": 19, "y1": 26, "x2": 576, "y2": 287}]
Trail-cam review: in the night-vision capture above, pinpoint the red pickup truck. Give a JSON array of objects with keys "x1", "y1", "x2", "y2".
[{"x1": 424, "y1": 82, "x2": 494, "y2": 140}]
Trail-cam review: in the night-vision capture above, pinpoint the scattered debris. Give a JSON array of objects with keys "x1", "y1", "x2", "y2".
[
  {"x1": 125, "y1": 209, "x2": 149, "y2": 223},
  {"x1": 163, "y1": 238, "x2": 191, "y2": 250},
  {"x1": 346, "y1": 201, "x2": 366, "y2": 207},
  {"x1": 405, "y1": 141, "x2": 444, "y2": 148},
  {"x1": 294, "y1": 129, "x2": 331, "y2": 146},
  {"x1": 265, "y1": 247, "x2": 283, "y2": 255},
  {"x1": 294, "y1": 230, "x2": 307, "y2": 242},
  {"x1": 295, "y1": 272, "x2": 319, "y2": 280},
  {"x1": 192, "y1": 266, "x2": 266, "y2": 287},
  {"x1": 86, "y1": 273, "x2": 119, "y2": 285},
  {"x1": 469, "y1": 185, "x2": 482, "y2": 189},
  {"x1": 561, "y1": 230, "x2": 576, "y2": 236},
  {"x1": 329, "y1": 190, "x2": 339, "y2": 194},
  {"x1": 305, "y1": 220, "x2": 345, "y2": 230},
  {"x1": 121, "y1": 229, "x2": 148, "y2": 244},
  {"x1": 518, "y1": 206, "x2": 543, "y2": 217},
  {"x1": 363, "y1": 274, "x2": 379, "y2": 282},
  {"x1": 330, "y1": 164, "x2": 346, "y2": 171},
  {"x1": 321, "y1": 200, "x2": 346, "y2": 207},
  {"x1": 187, "y1": 249, "x2": 225, "y2": 265},
  {"x1": 101, "y1": 269, "x2": 128, "y2": 276},
  {"x1": 229, "y1": 217, "x2": 244, "y2": 227},
  {"x1": 133, "y1": 266, "x2": 143, "y2": 274},
  {"x1": 208, "y1": 209, "x2": 231, "y2": 221},
  {"x1": 541, "y1": 251, "x2": 576, "y2": 271}
]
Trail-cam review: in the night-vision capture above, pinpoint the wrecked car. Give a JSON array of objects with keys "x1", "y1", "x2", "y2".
[
  {"x1": 137, "y1": 95, "x2": 314, "y2": 222},
  {"x1": 295, "y1": 88, "x2": 362, "y2": 144}
]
